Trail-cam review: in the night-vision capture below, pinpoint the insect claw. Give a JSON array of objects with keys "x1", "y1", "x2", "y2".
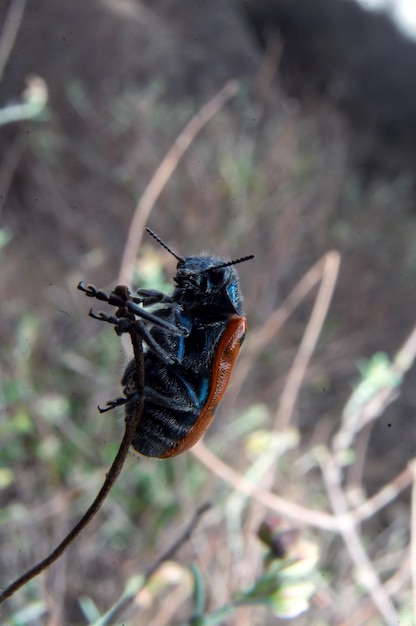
[
  {"x1": 89, "y1": 309, "x2": 121, "y2": 325},
  {"x1": 78, "y1": 282, "x2": 126, "y2": 307},
  {"x1": 98, "y1": 403, "x2": 114, "y2": 413},
  {"x1": 88, "y1": 308, "x2": 101, "y2": 320},
  {"x1": 78, "y1": 281, "x2": 97, "y2": 297},
  {"x1": 98, "y1": 397, "x2": 128, "y2": 413}
]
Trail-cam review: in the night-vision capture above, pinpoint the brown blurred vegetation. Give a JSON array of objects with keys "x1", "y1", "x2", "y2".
[{"x1": 1, "y1": 0, "x2": 415, "y2": 624}]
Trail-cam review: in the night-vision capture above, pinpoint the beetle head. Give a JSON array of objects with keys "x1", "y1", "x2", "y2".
[{"x1": 145, "y1": 227, "x2": 254, "y2": 315}]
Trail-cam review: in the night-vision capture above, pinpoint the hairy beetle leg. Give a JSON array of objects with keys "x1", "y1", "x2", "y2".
[
  {"x1": 88, "y1": 308, "x2": 177, "y2": 364},
  {"x1": 133, "y1": 289, "x2": 174, "y2": 306},
  {"x1": 124, "y1": 300, "x2": 186, "y2": 335},
  {"x1": 122, "y1": 320, "x2": 177, "y2": 363},
  {"x1": 78, "y1": 281, "x2": 186, "y2": 336}
]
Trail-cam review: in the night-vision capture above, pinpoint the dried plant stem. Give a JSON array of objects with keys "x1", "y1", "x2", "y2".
[
  {"x1": 338, "y1": 556, "x2": 411, "y2": 626},
  {"x1": 231, "y1": 250, "x2": 340, "y2": 403},
  {"x1": 118, "y1": 80, "x2": 239, "y2": 285},
  {"x1": 385, "y1": 555, "x2": 411, "y2": 597},
  {"x1": 353, "y1": 464, "x2": 413, "y2": 523},
  {"x1": 0, "y1": 309, "x2": 145, "y2": 605},
  {"x1": 191, "y1": 439, "x2": 414, "y2": 531},
  {"x1": 323, "y1": 323, "x2": 416, "y2": 623},
  {"x1": 228, "y1": 250, "x2": 339, "y2": 567},
  {"x1": 95, "y1": 502, "x2": 211, "y2": 626},
  {"x1": 192, "y1": 441, "x2": 338, "y2": 531},
  {"x1": 340, "y1": 555, "x2": 412, "y2": 626},
  {"x1": 334, "y1": 323, "x2": 416, "y2": 457},
  {"x1": 320, "y1": 450, "x2": 399, "y2": 625},
  {"x1": 274, "y1": 249, "x2": 340, "y2": 430}
]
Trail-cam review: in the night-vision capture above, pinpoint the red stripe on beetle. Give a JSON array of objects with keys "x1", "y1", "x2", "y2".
[{"x1": 160, "y1": 314, "x2": 247, "y2": 458}]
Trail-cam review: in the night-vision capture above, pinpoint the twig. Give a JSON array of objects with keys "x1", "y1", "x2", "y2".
[
  {"x1": 385, "y1": 555, "x2": 411, "y2": 598},
  {"x1": 0, "y1": 300, "x2": 145, "y2": 605},
  {"x1": 192, "y1": 437, "x2": 413, "y2": 528},
  {"x1": 230, "y1": 250, "x2": 340, "y2": 405},
  {"x1": 274, "y1": 249, "x2": 340, "y2": 430},
  {"x1": 145, "y1": 503, "x2": 211, "y2": 582},
  {"x1": 191, "y1": 441, "x2": 338, "y2": 531},
  {"x1": 0, "y1": 0, "x2": 27, "y2": 83},
  {"x1": 334, "y1": 323, "x2": 416, "y2": 457},
  {"x1": 94, "y1": 502, "x2": 212, "y2": 626},
  {"x1": 319, "y1": 449, "x2": 399, "y2": 625},
  {"x1": 194, "y1": 439, "x2": 412, "y2": 532},
  {"x1": 118, "y1": 80, "x2": 239, "y2": 285},
  {"x1": 353, "y1": 464, "x2": 413, "y2": 523},
  {"x1": 323, "y1": 326, "x2": 416, "y2": 623},
  {"x1": 225, "y1": 250, "x2": 339, "y2": 563},
  {"x1": 340, "y1": 549, "x2": 411, "y2": 626}
]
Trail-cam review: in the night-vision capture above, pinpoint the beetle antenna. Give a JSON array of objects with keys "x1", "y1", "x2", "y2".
[
  {"x1": 145, "y1": 228, "x2": 183, "y2": 261},
  {"x1": 211, "y1": 254, "x2": 255, "y2": 270}
]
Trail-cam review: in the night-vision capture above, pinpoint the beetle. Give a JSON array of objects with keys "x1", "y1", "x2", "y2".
[{"x1": 78, "y1": 228, "x2": 254, "y2": 459}]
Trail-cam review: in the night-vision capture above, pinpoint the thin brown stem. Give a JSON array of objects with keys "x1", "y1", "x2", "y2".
[
  {"x1": 353, "y1": 464, "x2": 413, "y2": 523},
  {"x1": 190, "y1": 440, "x2": 413, "y2": 532},
  {"x1": 118, "y1": 80, "x2": 239, "y2": 285},
  {"x1": 0, "y1": 299, "x2": 145, "y2": 605},
  {"x1": 334, "y1": 323, "x2": 416, "y2": 457},
  {"x1": 320, "y1": 450, "x2": 399, "y2": 625},
  {"x1": 274, "y1": 249, "x2": 340, "y2": 430},
  {"x1": 96, "y1": 502, "x2": 211, "y2": 626},
  {"x1": 230, "y1": 250, "x2": 340, "y2": 405},
  {"x1": 191, "y1": 441, "x2": 338, "y2": 531}
]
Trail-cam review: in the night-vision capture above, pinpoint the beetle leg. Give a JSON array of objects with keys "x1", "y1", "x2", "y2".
[
  {"x1": 123, "y1": 386, "x2": 195, "y2": 413},
  {"x1": 133, "y1": 289, "x2": 174, "y2": 306},
  {"x1": 127, "y1": 302, "x2": 190, "y2": 338},
  {"x1": 143, "y1": 386, "x2": 196, "y2": 412},
  {"x1": 87, "y1": 309, "x2": 177, "y2": 363},
  {"x1": 125, "y1": 322, "x2": 177, "y2": 364},
  {"x1": 100, "y1": 375, "x2": 199, "y2": 416},
  {"x1": 79, "y1": 281, "x2": 186, "y2": 336},
  {"x1": 124, "y1": 300, "x2": 186, "y2": 335}
]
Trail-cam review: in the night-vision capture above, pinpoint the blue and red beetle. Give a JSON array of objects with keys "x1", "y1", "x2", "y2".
[{"x1": 78, "y1": 228, "x2": 253, "y2": 459}]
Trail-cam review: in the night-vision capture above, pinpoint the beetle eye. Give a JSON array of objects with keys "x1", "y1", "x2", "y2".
[{"x1": 209, "y1": 267, "x2": 225, "y2": 286}]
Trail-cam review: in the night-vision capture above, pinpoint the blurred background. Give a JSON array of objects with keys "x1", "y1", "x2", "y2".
[{"x1": 1, "y1": 0, "x2": 416, "y2": 624}]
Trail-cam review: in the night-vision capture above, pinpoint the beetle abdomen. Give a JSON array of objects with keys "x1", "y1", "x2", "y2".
[
  {"x1": 124, "y1": 359, "x2": 208, "y2": 458},
  {"x1": 127, "y1": 314, "x2": 246, "y2": 458}
]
